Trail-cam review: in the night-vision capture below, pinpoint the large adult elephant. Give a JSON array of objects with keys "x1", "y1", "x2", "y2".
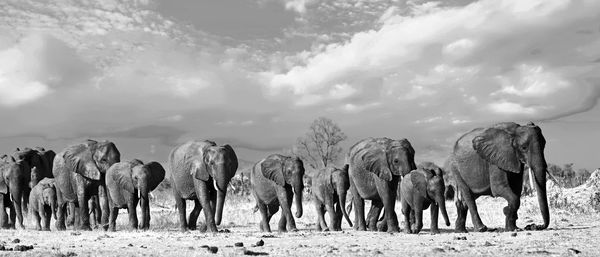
[
  {"x1": 169, "y1": 140, "x2": 238, "y2": 232},
  {"x1": 53, "y1": 139, "x2": 121, "y2": 231},
  {"x1": 347, "y1": 137, "x2": 416, "y2": 232},
  {"x1": 0, "y1": 157, "x2": 30, "y2": 229},
  {"x1": 13, "y1": 147, "x2": 55, "y2": 189},
  {"x1": 447, "y1": 122, "x2": 550, "y2": 232},
  {"x1": 106, "y1": 159, "x2": 165, "y2": 231},
  {"x1": 250, "y1": 154, "x2": 305, "y2": 232}
]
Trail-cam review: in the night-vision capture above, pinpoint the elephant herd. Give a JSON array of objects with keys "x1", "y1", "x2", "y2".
[{"x1": 0, "y1": 121, "x2": 550, "y2": 235}]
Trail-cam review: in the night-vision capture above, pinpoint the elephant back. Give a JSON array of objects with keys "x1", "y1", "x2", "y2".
[{"x1": 169, "y1": 140, "x2": 216, "y2": 199}]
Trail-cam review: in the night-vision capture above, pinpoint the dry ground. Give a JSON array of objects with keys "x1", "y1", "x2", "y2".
[{"x1": 0, "y1": 195, "x2": 598, "y2": 257}]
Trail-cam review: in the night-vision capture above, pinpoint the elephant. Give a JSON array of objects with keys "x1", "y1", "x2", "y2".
[
  {"x1": 28, "y1": 178, "x2": 57, "y2": 231},
  {"x1": 106, "y1": 159, "x2": 165, "y2": 231},
  {"x1": 13, "y1": 147, "x2": 54, "y2": 189},
  {"x1": 53, "y1": 139, "x2": 121, "y2": 231},
  {"x1": 447, "y1": 122, "x2": 550, "y2": 232},
  {"x1": 311, "y1": 164, "x2": 353, "y2": 231},
  {"x1": 400, "y1": 162, "x2": 450, "y2": 234},
  {"x1": 250, "y1": 154, "x2": 305, "y2": 232},
  {"x1": 0, "y1": 157, "x2": 30, "y2": 229},
  {"x1": 169, "y1": 140, "x2": 238, "y2": 232},
  {"x1": 347, "y1": 137, "x2": 416, "y2": 232}
]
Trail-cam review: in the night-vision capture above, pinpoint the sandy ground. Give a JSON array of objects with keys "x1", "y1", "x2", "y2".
[{"x1": 0, "y1": 197, "x2": 598, "y2": 257}]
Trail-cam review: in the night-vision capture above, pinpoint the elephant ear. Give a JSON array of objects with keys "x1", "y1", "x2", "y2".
[
  {"x1": 362, "y1": 147, "x2": 392, "y2": 181},
  {"x1": 222, "y1": 144, "x2": 239, "y2": 179},
  {"x1": 64, "y1": 144, "x2": 101, "y2": 180},
  {"x1": 0, "y1": 178, "x2": 6, "y2": 194},
  {"x1": 111, "y1": 163, "x2": 135, "y2": 193},
  {"x1": 261, "y1": 158, "x2": 285, "y2": 186},
  {"x1": 192, "y1": 147, "x2": 211, "y2": 181},
  {"x1": 473, "y1": 128, "x2": 521, "y2": 173},
  {"x1": 411, "y1": 171, "x2": 429, "y2": 199},
  {"x1": 144, "y1": 161, "x2": 166, "y2": 191}
]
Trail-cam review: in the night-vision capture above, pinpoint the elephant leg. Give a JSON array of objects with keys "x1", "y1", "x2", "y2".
[
  {"x1": 278, "y1": 186, "x2": 297, "y2": 232},
  {"x1": 463, "y1": 192, "x2": 486, "y2": 232},
  {"x1": 376, "y1": 178, "x2": 399, "y2": 233},
  {"x1": 401, "y1": 200, "x2": 412, "y2": 234},
  {"x1": 256, "y1": 201, "x2": 271, "y2": 232},
  {"x1": 313, "y1": 200, "x2": 326, "y2": 231},
  {"x1": 22, "y1": 190, "x2": 30, "y2": 215},
  {"x1": 497, "y1": 187, "x2": 520, "y2": 231},
  {"x1": 277, "y1": 211, "x2": 287, "y2": 232},
  {"x1": 33, "y1": 208, "x2": 42, "y2": 231},
  {"x1": 0, "y1": 194, "x2": 8, "y2": 229},
  {"x1": 42, "y1": 206, "x2": 51, "y2": 231},
  {"x1": 430, "y1": 203, "x2": 440, "y2": 234},
  {"x1": 454, "y1": 198, "x2": 468, "y2": 233},
  {"x1": 333, "y1": 202, "x2": 343, "y2": 230},
  {"x1": 55, "y1": 202, "x2": 67, "y2": 231},
  {"x1": 109, "y1": 207, "x2": 119, "y2": 232},
  {"x1": 188, "y1": 199, "x2": 202, "y2": 230},
  {"x1": 11, "y1": 197, "x2": 24, "y2": 230},
  {"x1": 98, "y1": 186, "x2": 109, "y2": 231},
  {"x1": 8, "y1": 203, "x2": 16, "y2": 229},
  {"x1": 173, "y1": 187, "x2": 188, "y2": 232},
  {"x1": 76, "y1": 186, "x2": 92, "y2": 231},
  {"x1": 127, "y1": 197, "x2": 139, "y2": 230},
  {"x1": 350, "y1": 181, "x2": 366, "y2": 231},
  {"x1": 88, "y1": 200, "x2": 97, "y2": 229},
  {"x1": 66, "y1": 202, "x2": 75, "y2": 227},
  {"x1": 366, "y1": 200, "x2": 383, "y2": 231},
  {"x1": 325, "y1": 200, "x2": 337, "y2": 231},
  {"x1": 454, "y1": 174, "x2": 486, "y2": 232},
  {"x1": 195, "y1": 181, "x2": 217, "y2": 233},
  {"x1": 175, "y1": 196, "x2": 187, "y2": 232},
  {"x1": 413, "y1": 206, "x2": 424, "y2": 234}
]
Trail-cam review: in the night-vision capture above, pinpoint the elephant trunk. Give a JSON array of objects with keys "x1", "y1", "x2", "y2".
[
  {"x1": 139, "y1": 181, "x2": 150, "y2": 228},
  {"x1": 293, "y1": 185, "x2": 303, "y2": 218},
  {"x1": 214, "y1": 179, "x2": 226, "y2": 226},
  {"x1": 337, "y1": 187, "x2": 353, "y2": 227},
  {"x1": 436, "y1": 195, "x2": 450, "y2": 226},
  {"x1": 51, "y1": 200, "x2": 57, "y2": 220}
]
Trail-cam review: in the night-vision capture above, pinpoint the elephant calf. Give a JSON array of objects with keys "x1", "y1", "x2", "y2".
[
  {"x1": 106, "y1": 159, "x2": 165, "y2": 231},
  {"x1": 311, "y1": 165, "x2": 353, "y2": 231},
  {"x1": 251, "y1": 154, "x2": 305, "y2": 232},
  {"x1": 29, "y1": 178, "x2": 57, "y2": 231},
  {"x1": 400, "y1": 162, "x2": 450, "y2": 234}
]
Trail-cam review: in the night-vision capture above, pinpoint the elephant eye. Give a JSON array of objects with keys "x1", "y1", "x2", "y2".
[
  {"x1": 521, "y1": 145, "x2": 528, "y2": 150},
  {"x1": 393, "y1": 159, "x2": 399, "y2": 164}
]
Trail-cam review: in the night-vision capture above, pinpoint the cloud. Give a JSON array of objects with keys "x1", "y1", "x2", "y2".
[
  {"x1": 263, "y1": 0, "x2": 600, "y2": 125},
  {"x1": 0, "y1": 33, "x2": 92, "y2": 107}
]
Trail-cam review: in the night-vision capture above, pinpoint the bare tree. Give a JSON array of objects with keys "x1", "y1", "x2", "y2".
[{"x1": 294, "y1": 117, "x2": 347, "y2": 169}]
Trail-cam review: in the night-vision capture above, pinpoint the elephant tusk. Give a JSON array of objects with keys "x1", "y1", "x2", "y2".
[
  {"x1": 528, "y1": 167, "x2": 535, "y2": 193},
  {"x1": 138, "y1": 189, "x2": 141, "y2": 199},
  {"x1": 213, "y1": 179, "x2": 221, "y2": 192}
]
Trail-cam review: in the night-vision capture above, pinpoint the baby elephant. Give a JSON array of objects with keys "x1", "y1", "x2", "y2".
[
  {"x1": 106, "y1": 159, "x2": 165, "y2": 231},
  {"x1": 29, "y1": 178, "x2": 57, "y2": 231},
  {"x1": 312, "y1": 165, "x2": 353, "y2": 231},
  {"x1": 401, "y1": 162, "x2": 450, "y2": 234}
]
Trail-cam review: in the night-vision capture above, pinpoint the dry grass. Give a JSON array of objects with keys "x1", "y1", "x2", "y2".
[{"x1": 6, "y1": 189, "x2": 600, "y2": 257}]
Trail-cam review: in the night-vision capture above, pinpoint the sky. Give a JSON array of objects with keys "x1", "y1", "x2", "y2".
[{"x1": 0, "y1": 0, "x2": 599, "y2": 170}]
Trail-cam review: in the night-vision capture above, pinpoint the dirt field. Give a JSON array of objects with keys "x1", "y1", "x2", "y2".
[{"x1": 0, "y1": 196, "x2": 598, "y2": 257}]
